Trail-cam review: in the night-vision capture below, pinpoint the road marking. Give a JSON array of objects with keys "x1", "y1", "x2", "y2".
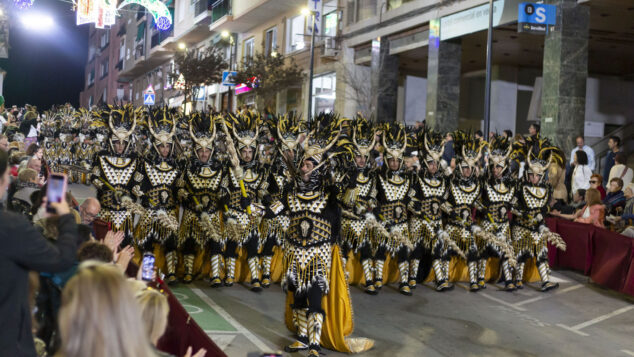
[
  {"x1": 621, "y1": 350, "x2": 634, "y2": 356},
  {"x1": 514, "y1": 284, "x2": 583, "y2": 307},
  {"x1": 479, "y1": 292, "x2": 527, "y2": 312},
  {"x1": 570, "y1": 305, "x2": 634, "y2": 331},
  {"x1": 557, "y1": 305, "x2": 634, "y2": 337},
  {"x1": 190, "y1": 288, "x2": 271, "y2": 352},
  {"x1": 557, "y1": 323, "x2": 589, "y2": 336}
]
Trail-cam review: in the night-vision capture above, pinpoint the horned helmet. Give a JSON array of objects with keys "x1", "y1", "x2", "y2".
[
  {"x1": 147, "y1": 107, "x2": 178, "y2": 158},
  {"x1": 417, "y1": 130, "x2": 445, "y2": 172},
  {"x1": 350, "y1": 114, "x2": 377, "y2": 168},
  {"x1": 188, "y1": 111, "x2": 217, "y2": 162},
  {"x1": 525, "y1": 138, "x2": 565, "y2": 185},
  {"x1": 225, "y1": 111, "x2": 260, "y2": 165},
  {"x1": 105, "y1": 105, "x2": 138, "y2": 156},
  {"x1": 454, "y1": 131, "x2": 484, "y2": 178},
  {"x1": 487, "y1": 134, "x2": 513, "y2": 175},
  {"x1": 382, "y1": 123, "x2": 407, "y2": 171}
]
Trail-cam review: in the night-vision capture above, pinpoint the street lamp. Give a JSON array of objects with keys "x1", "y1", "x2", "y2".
[
  {"x1": 301, "y1": 8, "x2": 316, "y2": 121},
  {"x1": 178, "y1": 42, "x2": 187, "y2": 50},
  {"x1": 222, "y1": 30, "x2": 236, "y2": 112}
]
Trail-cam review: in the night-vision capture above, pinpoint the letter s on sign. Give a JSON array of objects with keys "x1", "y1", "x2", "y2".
[{"x1": 535, "y1": 7, "x2": 546, "y2": 23}]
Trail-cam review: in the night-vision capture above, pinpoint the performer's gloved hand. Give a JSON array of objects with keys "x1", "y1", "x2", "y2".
[{"x1": 240, "y1": 196, "x2": 251, "y2": 210}]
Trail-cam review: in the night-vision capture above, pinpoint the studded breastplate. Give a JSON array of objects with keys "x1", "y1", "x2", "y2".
[
  {"x1": 515, "y1": 184, "x2": 549, "y2": 228},
  {"x1": 271, "y1": 171, "x2": 290, "y2": 201},
  {"x1": 377, "y1": 174, "x2": 409, "y2": 224},
  {"x1": 287, "y1": 191, "x2": 331, "y2": 248},
  {"x1": 419, "y1": 176, "x2": 446, "y2": 221},
  {"x1": 142, "y1": 161, "x2": 180, "y2": 209},
  {"x1": 484, "y1": 181, "x2": 515, "y2": 223},
  {"x1": 96, "y1": 156, "x2": 137, "y2": 210},
  {"x1": 184, "y1": 166, "x2": 223, "y2": 211},
  {"x1": 448, "y1": 180, "x2": 480, "y2": 225},
  {"x1": 228, "y1": 168, "x2": 265, "y2": 209}
]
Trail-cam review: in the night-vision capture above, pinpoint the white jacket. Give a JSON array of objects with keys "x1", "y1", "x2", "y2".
[
  {"x1": 571, "y1": 165, "x2": 592, "y2": 196},
  {"x1": 609, "y1": 164, "x2": 633, "y2": 186}
]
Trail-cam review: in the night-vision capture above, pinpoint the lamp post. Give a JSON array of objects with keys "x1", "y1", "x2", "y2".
[
  {"x1": 483, "y1": 0, "x2": 494, "y2": 136},
  {"x1": 221, "y1": 30, "x2": 235, "y2": 112},
  {"x1": 301, "y1": 8, "x2": 316, "y2": 121}
]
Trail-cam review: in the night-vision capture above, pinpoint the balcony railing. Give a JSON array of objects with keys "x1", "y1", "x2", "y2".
[
  {"x1": 194, "y1": 0, "x2": 211, "y2": 17},
  {"x1": 211, "y1": 0, "x2": 231, "y2": 23}
]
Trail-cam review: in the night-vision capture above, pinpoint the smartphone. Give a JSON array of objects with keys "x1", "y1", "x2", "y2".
[
  {"x1": 46, "y1": 173, "x2": 68, "y2": 213},
  {"x1": 141, "y1": 253, "x2": 156, "y2": 282}
]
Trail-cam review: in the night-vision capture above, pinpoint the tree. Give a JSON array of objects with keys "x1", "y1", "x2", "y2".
[
  {"x1": 169, "y1": 46, "x2": 227, "y2": 105},
  {"x1": 233, "y1": 51, "x2": 305, "y2": 111}
]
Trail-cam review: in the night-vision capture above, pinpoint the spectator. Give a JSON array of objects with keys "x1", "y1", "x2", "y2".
[
  {"x1": 604, "y1": 177, "x2": 626, "y2": 216},
  {"x1": 529, "y1": 123, "x2": 540, "y2": 137},
  {"x1": 552, "y1": 188, "x2": 605, "y2": 228},
  {"x1": 475, "y1": 130, "x2": 484, "y2": 141},
  {"x1": 8, "y1": 168, "x2": 40, "y2": 217},
  {"x1": 590, "y1": 174, "x2": 606, "y2": 200},
  {"x1": 549, "y1": 161, "x2": 567, "y2": 204},
  {"x1": 603, "y1": 136, "x2": 621, "y2": 187},
  {"x1": 77, "y1": 241, "x2": 114, "y2": 263},
  {"x1": 608, "y1": 152, "x2": 632, "y2": 186},
  {"x1": 502, "y1": 130, "x2": 513, "y2": 140},
  {"x1": 79, "y1": 197, "x2": 101, "y2": 226},
  {"x1": 136, "y1": 289, "x2": 175, "y2": 357},
  {"x1": 0, "y1": 149, "x2": 77, "y2": 357},
  {"x1": 56, "y1": 262, "x2": 157, "y2": 357},
  {"x1": 571, "y1": 150, "x2": 592, "y2": 197},
  {"x1": 606, "y1": 183, "x2": 634, "y2": 234},
  {"x1": 570, "y1": 136, "x2": 595, "y2": 171}
]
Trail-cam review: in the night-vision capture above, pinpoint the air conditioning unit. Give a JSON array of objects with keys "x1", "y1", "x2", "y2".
[{"x1": 322, "y1": 37, "x2": 339, "y2": 58}]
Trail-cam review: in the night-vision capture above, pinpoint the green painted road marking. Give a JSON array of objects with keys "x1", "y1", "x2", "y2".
[{"x1": 171, "y1": 286, "x2": 237, "y2": 332}]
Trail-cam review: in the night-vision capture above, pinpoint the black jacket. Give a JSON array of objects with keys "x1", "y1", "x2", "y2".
[{"x1": 0, "y1": 212, "x2": 77, "y2": 357}]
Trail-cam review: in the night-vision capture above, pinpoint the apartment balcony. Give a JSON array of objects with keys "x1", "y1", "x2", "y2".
[
  {"x1": 173, "y1": 0, "x2": 218, "y2": 44},
  {"x1": 209, "y1": 0, "x2": 302, "y2": 33}
]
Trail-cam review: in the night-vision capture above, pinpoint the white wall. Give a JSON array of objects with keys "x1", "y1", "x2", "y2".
[{"x1": 404, "y1": 75, "x2": 426, "y2": 125}]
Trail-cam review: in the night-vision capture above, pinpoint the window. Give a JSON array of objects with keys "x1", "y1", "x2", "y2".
[
  {"x1": 88, "y1": 46, "x2": 96, "y2": 62},
  {"x1": 119, "y1": 39, "x2": 125, "y2": 61},
  {"x1": 324, "y1": 11, "x2": 338, "y2": 37},
  {"x1": 88, "y1": 95, "x2": 93, "y2": 108},
  {"x1": 286, "y1": 15, "x2": 305, "y2": 52},
  {"x1": 264, "y1": 27, "x2": 277, "y2": 56},
  {"x1": 347, "y1": 0, "x2": 377, "y2": 25},
  {"x1": 101, "y1": 88, "x2": 107, "y2": 104},
  {"x1": 312, "y1": 72, "x2": 336, "y2": 116},
  {"x1": 87, "y1": 69, "x2": 95, "y2": 86},
  {"x1": 244, "y1": 37, "x2": 254, "y2": 62},
  {"x1": 101, "y1": 58, "x2": 109, "y2": 78},
  {"x1": 100, "y1": 30, "x2": 110, "y2": 48}
]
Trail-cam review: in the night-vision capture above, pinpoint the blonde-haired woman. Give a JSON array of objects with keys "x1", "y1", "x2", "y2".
[
  {"x1": 137, "y1": 288, "x2": 173, "y2": 357},
  {"x1": 57, "y1": 262, "x2": 157, "y2": 357}
]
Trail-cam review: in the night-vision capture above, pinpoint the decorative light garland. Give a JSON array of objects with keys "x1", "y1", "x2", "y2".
[
  {"x1": 13, "y1": 0, "x2": 34, "y2": 10},
  {"x1": 118, "y1": 0, "x2": 172, "y2": 31}
]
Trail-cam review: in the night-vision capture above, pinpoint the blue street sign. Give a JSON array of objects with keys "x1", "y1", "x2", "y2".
[
  {"x1": 518, "y1": 2, "x2": 556, "y2": 34},
  {"x1": 144, "y1": 93, "x2": 155, "y2": 105},
  {"x1": 222, "y1": 71, "x2": 238, "y2": 86}
]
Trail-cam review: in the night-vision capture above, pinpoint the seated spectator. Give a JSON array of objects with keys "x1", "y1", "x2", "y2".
[
  {"x1": 553, "y1": 188, "x2": 586, "y2": 214},
  {"x1": 571, "y1": 150, "x2": 592, "y2": 197},
  {"x1": 589, "y1": 174, "x2": 606, "y2": 200},
  {"x1": 0, "y1": 133, "x2": 8, "y2": 151},
  {"x1": 604, "y1": 178, "x2": 626, "y2": 216},
  {"x1": 608, "y1": 152, "x2": 633, "y2": 186},
  {"x1": 79, "y1": 197, "x2": 101, "y2": 228},
  {"x1": 552, "y1": 188, "x2": 605, "y2": 228},
  {"x1": 136, "y1": 289, "x2": 175, "y2": 357}
]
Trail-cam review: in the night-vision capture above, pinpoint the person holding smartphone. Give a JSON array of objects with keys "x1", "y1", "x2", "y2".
[{"x1": 0, "y1": 150, "x2": 78, "y2": 356}]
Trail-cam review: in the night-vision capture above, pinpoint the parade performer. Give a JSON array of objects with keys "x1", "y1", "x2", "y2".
[
  {"x1": 130, "y1": 108, "x2": 181, "y2": 283},
  {"x1": 373, "y1": 124, "x2": 413, "y2": 296},
  {"x1": 511, "y1": 139, "x2": 566, "y2": 291},
  {"x1": 337, "y1": 115, "x2": 379, "y2": 294},
  {"x1": 222, "y1": 111, "x2": 268, "y2": 291},
  {"x1": 176, "y1": 113, "x2": 226, "y2": 285},
  {"x1": 477, "y1": 135, "x2": 517, "y2": 291},
  {"x1": 261, "y1": 113, "x2": 304, "y2": 287},
  {"x1": 443, "y1": 133, "x2": 485, "y2": 291},
  {"x1": 408, "y1": 131, "x2": 453, "y2": 291},
  {"x1": 89, "y1": 105, "x2": 141, "y2": 247}
]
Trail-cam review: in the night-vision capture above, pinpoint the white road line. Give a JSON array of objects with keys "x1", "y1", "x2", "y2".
[
  {"x1": 190, "y1": 288, "x2": 272, "y2": 352},
  {"x1": 479, "y1": 292, "x2": 527, "y2": 312},
  {"x1": 514, "y1": 284, "x2": 584, "y2": 307},
  {"x1": 570, "y1": 305, "x2": 634, "y2": 331},
  {"x1": 621, "y1": 350, "x2": 634, "y2": 356},
  {"x1": 557, "y1": 323, "x2": 589, "y2": 337}
]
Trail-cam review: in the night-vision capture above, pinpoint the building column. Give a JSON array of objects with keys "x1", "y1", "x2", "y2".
[
  {"x1": 371, "y1": 37, "x2": 399, "y2": 123},
  {"x1": 426, "y1": 37, "x2": 461, "y2": 132},
  {"x1": 540, "y1": 0, "x2": 589, "y2": 155}
]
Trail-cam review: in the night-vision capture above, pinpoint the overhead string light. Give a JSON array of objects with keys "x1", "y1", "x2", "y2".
[
  {"x1": 14, "y1": 0, "x2": 35, "y2": 10},
  {"x1": 118, "y1": 0, "x2": 172, "y2": 30}
]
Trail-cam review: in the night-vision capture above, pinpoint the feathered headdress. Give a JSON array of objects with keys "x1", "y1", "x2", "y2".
[
  {"x1": 381, "y1": 122, "x2": 408, "y2": 161},
  {"x1": 453, "y1": 130, "x2": 485, "y2": 173},
  {"x1": 188, "y1": 111, "x2": 217, "y2": 155},
  {"x1": 525, "y1": 136, "x2": 565, "y2": 181},
  {"x1": 270, "y1": 112, "x2": 305, "y2": 153},
  {"x1": 147, "y1": 107, "x2": 178, "y2": 156},
  {"x1": 224, "y1": 111, "x2": 261, "y2": 151},
  {"x1": 487, "y1": 134, "x2": 512, "y2": 172},
  {"x1": 300, "y1": 112, "x2": 345, "y2": 167},
  {"x1": 350, "y1": 114, "x2": 377, "y2": 160},
  {"x1": 417, "y1": 129, "x2": 445, "y2": 167}
]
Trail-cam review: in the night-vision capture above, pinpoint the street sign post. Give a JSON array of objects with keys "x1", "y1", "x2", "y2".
[
  {"x1": 222, "y1": 71, "x2": 237, "y2": 86},
  {"x1": 143, "y1": 84, "x2": 156, "y2": 105},
  {"x1": 518, "y1": 2, "x2": 556, "y2": 34}
]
